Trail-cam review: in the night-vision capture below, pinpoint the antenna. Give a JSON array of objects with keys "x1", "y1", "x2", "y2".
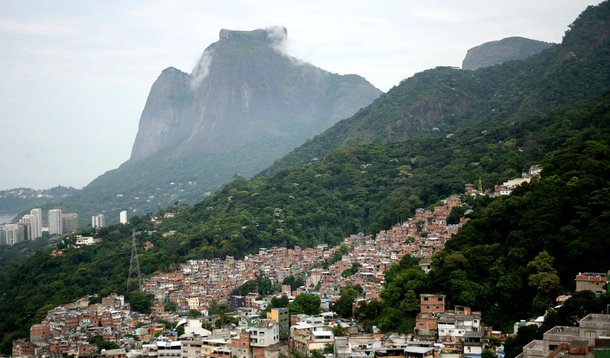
[{"x1": 127, "y1": 230, "x2": 142, "y2": 292}]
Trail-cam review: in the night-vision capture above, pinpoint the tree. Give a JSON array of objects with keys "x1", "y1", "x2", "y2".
[
  {"x1": 269, "y1": 295, "x2": 289, "y2": 309},
  {"x1": 399, "y1": 290, "x2": 420, "y2": 313},
  {"x1": 288, "y1": 294, "x2": 321, "y2": 315},
  {"x1": 556, "y1": 290, "x2": 608, "y2": 325},
  {"x1": 188, "y1": 309, "x2": 202, "y2": 318},
  {"x1": 527, "y1": 251, "x2": 560, "y2": 314},
  {"x1": 354, "y1": 299, "x2": 383, "y2": 332},
  {"x1": 333, "y1": 286, "x2": 358, "y2": 318},
  {"x1": 310, "y1": 350, "x2": 324, "y2": 358},
  {"x1": 126, "y1": 292, "x2": 152, "y2": 314},
  {"x1": 283, "y1": 275, "x2": 305, "y2": 291},
  {"x1": 89, "y1": 336, "x2": 119, "y2": 351},
  {"x1": 164, "y1": 301, "x2": 178, "y2": 312},
  {"x1": 341, "y1": 262, "x2": 362, "y2": 277},
  {"x1": 332, "y1": 324, "x2": 346, "y2": 337},
  {"x1": 504, "y1": 325, "x2": 539, "y2": 358},
  {"x1": 482, "y1": 348, "x2": 496, "y2": 358},
  {"x1": 447, "y1": 206, "x2": 467, "y2": 225}
]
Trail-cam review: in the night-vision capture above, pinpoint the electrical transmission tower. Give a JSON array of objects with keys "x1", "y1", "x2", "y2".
[{"x1": 127, "y1": 230, "x2": 142, "y2": 292}]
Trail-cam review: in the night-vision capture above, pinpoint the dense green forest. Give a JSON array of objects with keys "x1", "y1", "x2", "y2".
[
  {"x1": 354, "y1": 114, "x2": 610, "y2": 356},
  {"x1": 1, "y1": 2, "x2": 610, "y2": 354}
]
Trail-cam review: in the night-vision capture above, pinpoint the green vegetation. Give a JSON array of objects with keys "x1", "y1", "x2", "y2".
[
  {"x1": 47, "y1": 28, "x2": 380, "y2": 227},
  {"x1": 164, "y1": 301, "x2": 178, "y2": 312},
  {"x1": 188, "y1": 309, "x2": 202, "y2": 318},
  {"x1": 341, "y1": 263, "x2": 362, "y2": 278},
  {"x1": 282, "y1": 275, "x2": 305, "y2": 291},
  {"x1": 1, "y1": 3, "x2": 610, "y2": 354},
  {"x1": 504, "y1": 291, "x2": 609, "y2": 358},
  {"x1": 287, "y1": 294, "x2": 321, "y2": 315},
  {"x1": 268, "y1": 295, "x2": 290, "y2": 309},
  {"x1": 267, "y1": 2, "x2": 610, "y2": 173},
  {"x1": 332, "y1": 285, "x2": 360, "y2": 318},
  {"x1": 428, "y1": 138, "x2": 610, "y2": 330},
  {"x1": 89, "y1": 335, "x2": 119, "y2": 351},
  {"x1": 232, "y1": 274, "x2": 280, "y2": 296},
  {"x1": 354, "y1": 255, "x2": 424, "y2": 333},
  {"x1": 356, "y1": 133, "x2": 610, "y2": 351}
]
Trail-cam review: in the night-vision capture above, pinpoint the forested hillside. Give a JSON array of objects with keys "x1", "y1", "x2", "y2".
[
  {"x1": 2, "y1": 88, "x2": 608, "y2": 352},
  {"x1": 267, "y1": 1, "x2": 610, "y2": 172},
  {"x1": 1, "y1": 2, "x2": 610, "y2": 354},
  {"x1": 356, "y1": 96, "x2": 610, "y2": 356}
]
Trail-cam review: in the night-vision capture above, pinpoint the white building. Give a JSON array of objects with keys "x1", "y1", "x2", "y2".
[
  {"x1": 74, "y1": 236, "x2": 97, "y2": 246},
  {"x1": 119, "y1": 210, "x2": 128, "y2": 224},
  {"x1": 250, "y1": 319, "x2": 280, "y2": 347},
  {"x1": 48, "y1": 209, "x2": 63, "y2": 235},
  {"x1": 30, "y1": 208, "x2": 43, "y2": 239},
  {"x1": 4, "y1": 223, "x2": 25, "y2": 245},
  {"x1": 91, "y1": 214, "x2": 105, "y2": 228}
]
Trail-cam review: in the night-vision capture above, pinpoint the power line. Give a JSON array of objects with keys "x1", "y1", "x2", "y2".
[{"x1": 127, "y1": 230, "x2": 142, "y2": 292}]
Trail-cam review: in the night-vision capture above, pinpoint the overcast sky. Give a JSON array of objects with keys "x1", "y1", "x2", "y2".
[{"x1": 0, "y1": 0, "x2": 603, "y2": 190}]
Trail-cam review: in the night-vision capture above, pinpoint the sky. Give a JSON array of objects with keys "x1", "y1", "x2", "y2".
[{"x1": 0, "y1": 0, "x2": 604, "y2": 190}]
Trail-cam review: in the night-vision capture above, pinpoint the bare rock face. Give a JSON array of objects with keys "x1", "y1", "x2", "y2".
[
  {"x1": 462, "y1": 37, "x2": 554, "y2": 71},
  {"x1": 130, "y1": 67, "x2": 191, "y2": 161},
  {"x1": 130, "y1": 27, "x2": 382, "y2": 163}
]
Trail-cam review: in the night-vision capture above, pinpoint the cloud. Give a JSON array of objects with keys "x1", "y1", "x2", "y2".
[
  {"x1": 266, "y1": 26, "x2": 289, "y2": 56},
  {"x1": 190, "y1": 49, "x2": 214, "y2": 89}
]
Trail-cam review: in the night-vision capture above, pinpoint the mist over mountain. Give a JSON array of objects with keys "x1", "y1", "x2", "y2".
[
  {"x1": 57, "y1": 27, "x2": 381, "y2": 224},
  {"x1": 462, "y1": 36, "x2": 555, "y2": 70}
]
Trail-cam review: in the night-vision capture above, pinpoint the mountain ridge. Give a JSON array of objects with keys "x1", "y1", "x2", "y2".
[
  {"x1": 54, "y1": 27, "x2": 381, "y2": 225},
  {"x1": 264, "y1": 1, "x2": 610, "y2": 174},
  {"x1": 1, "y1": 2, "x2": 610, "y2": 353},
  {"x1": 461, "y1": 36, "x2": 555, "y2": 70}
]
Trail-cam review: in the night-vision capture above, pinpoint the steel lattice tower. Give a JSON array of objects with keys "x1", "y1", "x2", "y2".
[{"x1": 127, "y1": 230, "x2": 142, "y2": 292}]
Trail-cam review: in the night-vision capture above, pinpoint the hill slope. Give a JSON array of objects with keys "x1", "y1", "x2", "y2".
[
  {"x1": 2, "y1": 1, "x2": 610, "y2": 353},
  {"x1": 266, "y1": 1, "x2": 610, "y2": 172}
]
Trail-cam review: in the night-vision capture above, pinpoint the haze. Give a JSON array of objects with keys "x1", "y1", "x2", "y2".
[{"x1": 0, "y1": 0, "x2": 603, "y2": 189}]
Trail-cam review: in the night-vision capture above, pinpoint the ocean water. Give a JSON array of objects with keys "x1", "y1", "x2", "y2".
[{"x1": 0, "y1": 214, "x2": 16, "y2": 224}]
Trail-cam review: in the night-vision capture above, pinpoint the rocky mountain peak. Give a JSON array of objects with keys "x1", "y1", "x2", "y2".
[
  {"x1": 218, "y1": 27, "x2": 287, "y2": 45},
  {"x1": 462, "y1": 36, "x2": 554, "y2": 70}
]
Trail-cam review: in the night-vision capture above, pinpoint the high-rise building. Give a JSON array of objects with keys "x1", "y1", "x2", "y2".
[
  {"x1": 29, "y1": 208, "x2": 43, "y2": 239},
  {"x1": 61, "y1": 213, "x2": 79, "y2": 233},
  {"x1": 0, "y1": 226, "x2": 6, "y2": 245},
  {"x1": 4, "y1": 223, "x2": 25, "y2": 245},
  {"x1": 92, "y1": 214, "x2": 105, "y2": 228},
  {"x1": 48, "y1": 209, "x2": 63, "y2": 235},
  {"x1": 269, "y1": 307, "x2": 290, "y2": 340},
  {"x1": 119, "y1": 210, "x2": 128, "y2": 224},
  {"x1": 19, "y1": 214, "x2": 32, "y2": 241}
]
